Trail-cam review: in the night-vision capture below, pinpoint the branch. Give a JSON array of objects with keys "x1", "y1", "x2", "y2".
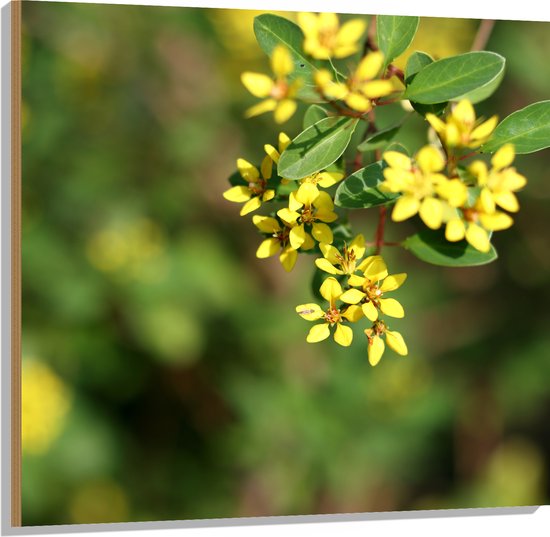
[{"x1": 471, "y1": 19, "x2": 495, "y2": 51}]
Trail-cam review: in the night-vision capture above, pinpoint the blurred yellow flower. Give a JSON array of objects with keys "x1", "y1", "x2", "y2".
[
  {"x1": 86, "y1": 218, "x2": 165, "y2": 281},
  {"x1": 22, "y1": 360, "x2": 71, "y2": 455},
  {"x1": 69, "y1": 479, "x2": 129, "y2": 524},
  {"x1": 296, "y1": 277, "x2": 363, "y2": 346},
  {"x1": 297, "y1": 12, "x2": 366, "y2": 59},
  {"x1": 241, "y1": 45, "x2": 302, "y2": 123},
  {"x1": 223, "y1": 156, "x2": 275, "y2": 216},
  {"x1": 427, "y1": 99, "x2": 498, "y2": 149},
  {"x1": 315, "y1": 51, "x2": 394, "y2": 112}
]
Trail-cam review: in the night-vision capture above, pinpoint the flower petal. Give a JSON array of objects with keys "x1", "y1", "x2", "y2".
[
  {"x1": 223, "y1": 185, "x2": 251, "y2": 203},
  {"x1": 277, "y1": 207, "x2": 300, "y2": 225},
  {"x1": 368, "y1": 335, "x2": 385, "y2": 366},
  {"x1": 385, "y1": 330, "x2": 408, "y2": 356},
  {"x1": 419, "y1": 197, "x2": 443, "y2": 229},
  {"x1": 379, "y1": 273, "x2": 407, "y2": 292},
  {"x1": 383, "y1": 151, "x2": 412, "y2": 170},
  {"x1": 416, "y1": 145, "x2": 445, "y2": 173},
  {"x1": 361, "y1": 80, "x2": 394, "y2": 99},
  {"x1": 336, "y1": 19, "x2": 367, "y2": 46},
  {"x1": 296, "y1": 303, "x2": 324, "y2": 321},
  {"x1": 356, "y1": 51, "x2": 384, "y2": 80},
  {"x1": 306, "y1": 323, "x2": 331, "y2": 343},
  {"x1": 342, "y1": 305, "x2": 363, "y2": 322},
  {"x1": 315, "y1": 258, "x2": 343, "y2": 275},
  {"x1": 465, "y1": 223, "x2": 491, "y2": 252},
  {"x1": 241, "y1": 72, "x2": 274, "y2": 98},
  {"x1": 237, "y1": 158, "x2": 259, "y2": 181},
  {"x1": 320, "y1": 277, "x2": 342, "y2": 303},
  {"x1": 379, "y1": 298, "x2": 405, "y2": 318},
  {"x1": 445, "y1": 218, "x2": 465, "y2": 242},
  {"x1": 360, "y1": 255, "x2": 388, "y2": 281},
  {"x1": 240, "y1": 196, "x2": 262, "y2": 216},
  {"x1": 311, "y1": 223, "x2": 333, "y2": 244},
  {"x1": 392, "y1": 195, "x2": 420, "y2": 222},
  {"x1": 491, "y1": 143, "x2": 515, "y2": 170},
  {"x1": 260, "y1": 155, "x2": 273, "y2": 180},
  {"x1": 274, "y1": 99, "x2": 297, "y2": 124},
  {"x1": 362, "y1": 301, "x2": 378, "y2": 322},
  {"x1": 256, "y1": 238, "x2": 280, "y2": 258},
  {"x1": 280, "y1": 247, "x2": 298, "y2": 272},
  {"x1": 289, "y1": 224, "x2": 306, "y2": 249},
  {"x1": 339, "y1": 288, "x2": 366, "y2": 304},
  {"x1": 253, "y1": 215, "x2": 281, "y2": 233},
  {"x1": 245, "y1": 99, "x2": 277, "y2": 118},
  {"x1": 479, "y1": 211, "x2": 513, "y2": 231},
  {"x1": 334, "y1": 324, "x2": 353, "y2": 347},
  {"x1": 348, "y1": 274, "x2": 366, "y2": 287},
  {"x1": 271, "y1": 45, "x2": 293, "y2": 78}
]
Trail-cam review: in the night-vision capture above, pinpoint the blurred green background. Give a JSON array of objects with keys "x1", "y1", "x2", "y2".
[{"x1": 21, "y1": 2, "x2": 550, "y2": 525}]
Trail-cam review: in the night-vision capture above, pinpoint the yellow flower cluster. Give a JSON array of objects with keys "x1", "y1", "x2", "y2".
[
  {"x1": 380, "y1": 100, "x2": 527, "y2": 253},
  {"x1": 223, "y1": 131, "x2": 345, "y2": 272},
  {"x1": 297, "y1": 250, "x2": 408, "y2": 366},
  {"x1": 241, "y1": 13, "x2": 396, "y2": 121}
]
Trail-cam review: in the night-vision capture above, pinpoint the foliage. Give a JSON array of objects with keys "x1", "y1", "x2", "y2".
[
  {"x1": 21, "y1": 3, "x2": 550, "y2": 525},
  {"x1": 226, "y1": 11, "x2": 548, "y2": 365}
]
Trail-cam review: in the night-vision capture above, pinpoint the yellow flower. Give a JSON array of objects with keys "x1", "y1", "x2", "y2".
[
  {"x1": 445, "y1": 203, "x2": 513, "y2": 253},
  {"x1": 223, "y1": 156, "x2": 275, "y2": 216},
  {"x1": 264, "y1": 132, "x2": 292, "y2": 164},
  {"x1": 365, "y1": 320, "x2": 408, "y2": 366},
  {"x1": 296, "y1": 277, "x2": 363, "y2": 346},
  {"x1": 241, "y1": 45, "x2": 302, "y2": 123},
  {"x1": 338, "y1": 255, "x2": 407, "y2": 322},
  {"x1": 277, "y1": 184, "x2": 338, "y2": 248},
  {"x1": 297, "y1": 12, "x2": 367, "y2": 60},
  {"x1": 315, "y1": 234, "x2": 366, "y2": 275},
  {"x1": 23, "y1": 360, "x2": 72, "y2": 454},
  {"x1": 294, "y1": 169, "x2": 345, "y2": 199},
  {"x1": 381, "y1": 145, "x2": 459, "y2": 230},
  {"x1": 470, "y1": 144, "x2": 527, "y2": 214},
  {"x1": 315, "y1": 51, "x2": 394, "y2": 112},
  {"x1": 253, "y1": 214, "x2": 313, "y2": 271},
  {"x1": 426, "y1": 99, "x2": 498, "y2": 149}
]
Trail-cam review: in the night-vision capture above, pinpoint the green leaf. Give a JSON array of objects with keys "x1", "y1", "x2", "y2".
[
  {"x1": 377, "y1": 15, "x2": 420, "y2": 68},
  {"x1": 278, "y1": 117, "x2": 359, "y2": 180},
  {"x1": 404, "y1": 51, "x2": 447, "y2": 117},
  {"x1": 404, "y1": 51, "x2": 506, "y2": 105},
  {"x1": 253, "y1": 14, "x2": 318, "y2": 98},
  {"x1": 403, "y1": 229, "x2": 497, "y2": 267},
  {"x1": 303, "y1": 104, "x2": 328, "y2": 129},
  {"x1": 481, "y1": 100, "x2": 550, "y2": 154},
  {"x1": 357, "y1": 123, "x2": 402, "y2": 151},
  {"x1": 404, "y1": 51, "x2": 433, "y2": 82},
  {"x1": 334, "y1": 161, "x2": 399, "y2": 209}
]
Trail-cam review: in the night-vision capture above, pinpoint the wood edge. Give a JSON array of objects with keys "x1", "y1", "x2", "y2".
[{"x1": 11, "y1": 0, "x2": 22, "y2": 528}]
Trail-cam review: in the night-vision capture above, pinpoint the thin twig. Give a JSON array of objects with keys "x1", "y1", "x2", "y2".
[{"x1": 471, "y1": 19, "x2": 495, "y2": 51}]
